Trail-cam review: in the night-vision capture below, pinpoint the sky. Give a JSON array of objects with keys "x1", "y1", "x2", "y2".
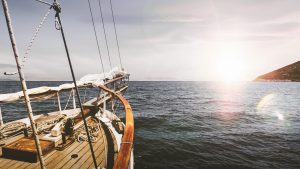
[{"x1": 0, "y1": 0, "x2": 300, "y2": 81}]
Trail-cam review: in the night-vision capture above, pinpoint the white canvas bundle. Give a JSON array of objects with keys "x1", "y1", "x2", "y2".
[{"x1": 0, "y1": 67, "x2": 126, "y2": 103}]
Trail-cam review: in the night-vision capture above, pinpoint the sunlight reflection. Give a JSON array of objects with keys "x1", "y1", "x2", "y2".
[
  {"x1": 276, "y1": 111, "x2": 284, "y2": 121},
  {"x1": 214, "y1": 83, "x2": 245, "y2": 122},
  {"x1": 257, "y1": 93, "x2": 286, "y2": 121},
  {"x1": 217, "y1": 111, "x2": 240, "y2": 121},
  {"x1": 256, "y1": 93, "x2": 275, "y2": 111}
]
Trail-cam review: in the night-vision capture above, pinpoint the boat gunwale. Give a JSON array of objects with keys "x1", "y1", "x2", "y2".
[{"x1": 98, "y1": 85, "x2": 134, "y2": 169}]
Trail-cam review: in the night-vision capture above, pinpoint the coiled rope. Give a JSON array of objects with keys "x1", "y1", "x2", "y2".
[
  {"x1": 75, "y1": 118, "x2": 101, "y2": 143},
  {"x1": 36, "y1": 114, "x2": 65, "y2": 134},
  {"x1": 0, "y1": 122, "x2": 26, "y2": 140}
]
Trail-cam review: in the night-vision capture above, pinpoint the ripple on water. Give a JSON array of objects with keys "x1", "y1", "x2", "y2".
[{"x1": 1, "y1": 81, "x2": 300, "y2": 169}]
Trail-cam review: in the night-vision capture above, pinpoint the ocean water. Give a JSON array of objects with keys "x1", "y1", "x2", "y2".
[{"x1": 1, "y1": 81, "x2": 300, "y2": 169}]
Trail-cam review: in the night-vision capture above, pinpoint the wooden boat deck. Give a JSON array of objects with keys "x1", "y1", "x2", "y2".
[{"x1": 0, "y1": 123, "x2": 116, "y2": 169}]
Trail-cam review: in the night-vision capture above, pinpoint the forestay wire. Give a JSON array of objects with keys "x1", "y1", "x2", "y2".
[
  {"x1": 109, "y1": 0, "x2": 123, "y2": 69},
  {"x1": 97, "y1": 0, "x2": 112, "y2": 70},
  {"x1": 87, "y1": 0, "x2": 105, "y2": 74}
]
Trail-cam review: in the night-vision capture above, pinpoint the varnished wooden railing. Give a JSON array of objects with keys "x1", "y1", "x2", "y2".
[{"x1": 99, "y1": 85, "x2": 134, "y2": 169}]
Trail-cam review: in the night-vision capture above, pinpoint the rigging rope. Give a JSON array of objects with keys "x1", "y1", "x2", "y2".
[
  {"x1": 87, "y1": 0, "x2": 105, "y2": 74},
  {"x1": 33, "y1": 0, "x2": 52, "y2": 6},
  {"x1": 83, "y1": 87, "x2": 87, "y2": 103},
  {"x1": 97, "y1": 0, "x2": 112, "y2": 70},
  {"x1": 63, "y1": 90, "x2": 73, "y2": 110},
  {"x1": 52, "y1": 2, "x2": 98, "y2": 168},
  {"x1": 22, "y1": 8, "x2": 52, "y2": 68},
  {"x1": 4, "y1": 7, "x2": 52, "y2": 75},
  {"x1": 109, "y1": 0, "x2": 123, "y2": 68}
]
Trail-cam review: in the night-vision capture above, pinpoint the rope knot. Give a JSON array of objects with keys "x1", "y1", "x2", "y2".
[
  {"x1": 52, "y1": 2, "x2": 61, "y2": 13},
  {"x1": 52, "y1": 2, "x2": 62, "y2": 30}
]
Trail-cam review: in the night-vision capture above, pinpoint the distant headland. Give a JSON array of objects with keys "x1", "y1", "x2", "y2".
[{"x1": 255, "y1": 61, "x2": 300, "y2": 82}]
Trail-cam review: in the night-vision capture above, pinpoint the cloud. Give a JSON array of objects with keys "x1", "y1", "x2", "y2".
[{"x1": 1, "y1": 0, "x2": 300, "y2": 81}]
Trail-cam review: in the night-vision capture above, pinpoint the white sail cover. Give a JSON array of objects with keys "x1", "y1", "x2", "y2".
[{"x1": 0, "y1": 67, "x2": 127, "y2": 103}]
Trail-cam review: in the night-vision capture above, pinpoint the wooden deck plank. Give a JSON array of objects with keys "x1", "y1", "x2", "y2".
[
  {"x1": 0, "y1": 131, "x2": 113, "y2": 169},
  {"x1": 64, "y1": 135, "x2": 103, "y2": 168},
  {"x1": 45, "y1": 141, "x2": 89, "y2": 169},
  {"x1": 40, "y1": 139, "x2": 89, "y2": 169},
  {"x1": 86, "y1": 135, "x2": 107, "y2": 169},
  {"x1": 19, "y1": 146, "x2": 57, "y2": 169},
  {"x1": 55, "y1": 135, "x2": 103, "y2": 169},
  {"x1": 1, "y1": 159, "x2": 16, "y2": 169},
  {"x1": 58, "y1": 123, "x2": 108, "y2": 169},
  {"x1": 0, "y1": 158, "x2": 13, "y2": 168},
  {"x1": 81, "y1": 125, "x2": 107, "y2": 169},
  {"x1": 6, "y1": 160, "x2": 31, "y2": 169},
  {"x1": 0, "y1": 117, "x2": 118, "y2": 169},
  {"x1": 0, "y1": 142, "x2": 111, "y2": 168},
  {"x1": 21, "y1": 139, "x2": 87, "y2": 169},
  {"x1": 17, "y1": 138, "x2": 62, "y2": 169},
  {"x1": 87, "y1": 145, "x2": 106, "y2": 169},
  {"x1": 70, "y1": 140, "x2": 106, "y2": 168}
]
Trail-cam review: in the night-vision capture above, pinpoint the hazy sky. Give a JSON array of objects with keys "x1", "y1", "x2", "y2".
[{"x1": 0, "y1": 0, "x2": 300, "y2": 81}]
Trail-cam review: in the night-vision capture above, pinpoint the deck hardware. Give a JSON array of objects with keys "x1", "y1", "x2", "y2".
[{"x1": 71, "y1": 154, "x2": 78, "y2": 158}]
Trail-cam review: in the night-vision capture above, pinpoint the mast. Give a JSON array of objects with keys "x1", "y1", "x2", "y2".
[{"x1": 1, "y1": 0, "x2": 46, "y2": 168}]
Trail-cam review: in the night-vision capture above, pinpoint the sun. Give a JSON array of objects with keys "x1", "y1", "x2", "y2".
[
  {"x1": 214, "y1": 43, "x2": 246, "y2": 82},
  {"x1": 215, "y1": 57, "x2": 245, "y2": 81}
]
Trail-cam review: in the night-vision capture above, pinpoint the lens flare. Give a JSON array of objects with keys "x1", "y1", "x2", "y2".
[
  {"x1": 276, "y1": 111, "x2": 284, "y2": 121},
  {"x1": 257, "y1": 93, "x2": 286, "y2": 121},
  {"x1": 256, "y1": 93, "x2": 275, "y2": 111}
]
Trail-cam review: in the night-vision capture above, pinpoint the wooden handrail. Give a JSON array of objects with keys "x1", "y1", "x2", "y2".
[
  {"x1": 104, "y1": 74, "x2": 128, "y2": 85},
  {"x1": 113, "y1": 94, "x2": 134, "y2": 169},
  {"x1": 98, "y1": 85, "x2": 134, "y2": 169}
]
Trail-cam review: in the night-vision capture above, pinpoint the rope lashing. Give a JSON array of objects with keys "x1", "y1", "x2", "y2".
[{"x1": 52, "y1": 2, "x2": 61, "y2": 30}]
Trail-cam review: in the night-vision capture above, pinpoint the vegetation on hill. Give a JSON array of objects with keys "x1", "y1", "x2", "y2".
[{"x1": 255, "y1": 61, "x2": 300, "y2": 82}]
